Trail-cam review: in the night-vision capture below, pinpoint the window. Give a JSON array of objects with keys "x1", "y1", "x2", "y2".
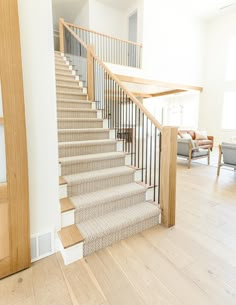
[{"x1": 222, "y1": 92, "x2": 236, "y2": 129}]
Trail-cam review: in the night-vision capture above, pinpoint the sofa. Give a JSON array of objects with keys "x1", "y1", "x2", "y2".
[{"x1": 178, "y1": 130, "x2": 214, "y2": 150}]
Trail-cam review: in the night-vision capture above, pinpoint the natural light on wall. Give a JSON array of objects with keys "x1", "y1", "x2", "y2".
[
  {"x1": 0, "y1": 81, "x2": 7, "y2": 183},
  {"x1": 222, "y1": 92, "x2": 236, "y2": 129},
  {"x1": 225, "y1": 37, "x2": 236, "y2": 81}
]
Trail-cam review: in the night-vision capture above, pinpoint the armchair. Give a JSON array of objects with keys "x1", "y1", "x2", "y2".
[
  {"x1": 177, "y1": 139, "x2": 210, "y2": 169},
  {"x1": 217, "y1": 142, "x2": 236, "y2": 176}
]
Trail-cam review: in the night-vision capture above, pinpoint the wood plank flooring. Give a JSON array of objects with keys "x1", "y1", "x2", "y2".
[{"x1": 0, "y1": 164, "x2": 235, "y2": 305}]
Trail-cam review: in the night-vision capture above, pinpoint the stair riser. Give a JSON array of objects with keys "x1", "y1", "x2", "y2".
[
  {"x1": 82, "y1": 216, "x2": 159, "y2": 256},
  {"x1": 58, "y1": 131, "x2": 109, "y2": 142},
  {"x1": 67, "y1": 173, "x2": 134, "y2": 197},
  {"x1": 59, "y1": 143, "x2": 116, "y2": 158},
  {"x1": 56, "y1": 69, "x2": 74, "y2": 76},
  {"x1": 57, "y1": 101, "x2": 91, "y2": 109},
  {"x1": 57, "y1": 110, "x2": 97, "y2": 119},
  {"x1": 56, "y1": 86, "x2": 84, "y2": 94},
  {"x1": 61, "y1": 157, "x2": 125, "y2": 175},
  {"x1": 57, "y1": 120, "x2": 103, "y2": 129},
  {"x1": 75, "y1": 192, "x2": 146, "y2": 223},
  {"x1": 56, "y1": 74, "x2": 76, "y2": 81},
  {"x1": 57, "y1": 93, "x2": 87, "y2": 100},
  {"x1": 56, "y1": 80, "x2": 83, "y2": 87}
]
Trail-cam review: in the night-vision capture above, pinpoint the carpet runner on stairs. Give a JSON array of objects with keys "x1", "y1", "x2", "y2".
[{"x1": 55, "y1": 51, "x2": 160, "y2": 261}]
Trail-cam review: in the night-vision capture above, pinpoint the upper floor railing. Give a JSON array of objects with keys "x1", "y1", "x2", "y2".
[
  {"x1": 59, "y1": 18, "x2": 177, "y2": 227},
  {"x1": 65, "y1": 21, "x2": 142, "y2": 68}
]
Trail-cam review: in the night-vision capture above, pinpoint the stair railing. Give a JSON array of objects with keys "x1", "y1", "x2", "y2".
[
  {"x1": 59, "y1": 18, "x2": 177, "y2": 227},
  {"x1": 63, "y1": 21, "x2": 142, "y2": 68}
]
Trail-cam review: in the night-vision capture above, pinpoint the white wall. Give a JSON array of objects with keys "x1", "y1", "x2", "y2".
[
  {"x1": 73, "y1": 0, "x2": 90, "y2": 28},
  {"x1": 18, "y1": 0, "x2": 60, "y2": 239},
  {"x1": 199, "y1": 10, "x2": 236, "y2": 145},
  {"x1": 142, "y1": 0, "x2": 205, "y2": 85},
  {"x1": 89, "y1": 0, "x2": 126, "y2": 39}
]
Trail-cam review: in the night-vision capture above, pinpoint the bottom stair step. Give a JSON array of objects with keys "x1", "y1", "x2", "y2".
[
  {"x1": 58, "y1": 224, "x2": 84, "y2": 249},
  {"x1": 78, "y1": 202, "x2": 160, "y2": 256}
]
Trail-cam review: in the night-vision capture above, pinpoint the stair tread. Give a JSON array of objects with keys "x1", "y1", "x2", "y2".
[
  {"x1": 72, "y1": 182, "x2": 146, "y2": 209},
  {"x1": 56, "y1": 84, "x2": 84, "y2": 89},
  {"x1": 57, "y1": 99, "x2": 90, "y2": 103},
  {"x1": 77, "y1": 202, "x2": 160, "y2": 242},
  {"x1": 58, "y1": 118, "x2": 102, "y2": 122},
  {"x1": 64, "y1": 166, "x2": 135, "y2": 185},
  {"x1": 59, "y1": 151, "x2": 125, "y2": 164},
  {"x1": 60, "y1": 198, "x2": 75, "y2": 213},
  {"x1": 58, "y1": 128, "x2": 109, "y2": 134},
  {"x1": 57, "y1": 108, "x2": 96, "y2": 112},
  {"x1": 57, "y1": 91, "x2": 87, "y2": 96},
  {"x1": 59, "y1": 139, "x2": 116, "y2": 147},
  {"x1": 58, "y1": 225, "x2": 84, "y2": 249}
]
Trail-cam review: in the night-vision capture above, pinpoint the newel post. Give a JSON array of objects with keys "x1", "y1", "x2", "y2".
[
  {"x1": 160, "y1": 126, "x2": 178, "y2": 227},
  {"x1": 59, "y1": 18, "x2": 65, "y2": 53},
  {"x1": 87, "y1": 45, "x2": 95, "y2": 102}
]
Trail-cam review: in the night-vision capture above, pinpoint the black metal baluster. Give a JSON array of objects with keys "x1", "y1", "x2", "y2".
[
  {"x1": 149, "y1": 123, "x2": 153, "y2": 187},
  {"x1": 134, "y1": 105, "x2": 137, "y2": 167},
  {"x1": 158, "y1": 132, "x2": 161, "y2": 204},
  {"x1": 141, "y1": 112, "x2": 144, "y2": 182},
  {"x1": 137, "y1": 109, "x2": 140, "y2": 168},
  {"x1": 131, "y1": 101, "x2": 134, "y2": 165},
  {"x1": 153, "y1": 127, "x2": 157, "y2": 202},
  {"x1": 145, "y1": 117, "x2": 148, "y2": 185}
]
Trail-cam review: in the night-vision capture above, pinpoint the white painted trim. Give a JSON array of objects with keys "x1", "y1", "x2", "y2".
[
  {"x1": 109, "y1": 129, "x2": 115, "y2": 139},
  {"x1": 59, "y1": 184, "x2": 67, "y2": 199},
  {"x1": 59, "y1": 240, "x2": 84, "y2": 265},
  {"x1": 61, "y1": 210, "x2": 75, "y2": 227}
]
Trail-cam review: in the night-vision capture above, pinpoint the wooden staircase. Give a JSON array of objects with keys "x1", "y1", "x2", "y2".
[{"x1": 55, "y1": 51, "x2": 161, "y2": 265}]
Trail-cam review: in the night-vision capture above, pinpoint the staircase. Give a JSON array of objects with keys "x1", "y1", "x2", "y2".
[{"x1": 55, "y1": 51, "x2": 161, "y2": 264}]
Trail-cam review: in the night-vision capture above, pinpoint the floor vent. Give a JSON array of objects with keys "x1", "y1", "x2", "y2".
[{"x1": 30, "y1": 231, "x2": 54, "y2": 262}]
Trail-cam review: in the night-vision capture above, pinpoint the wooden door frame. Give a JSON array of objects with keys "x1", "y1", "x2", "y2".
[{"x1": 0, "y1": 0, "x2": 30, "y2": 278}]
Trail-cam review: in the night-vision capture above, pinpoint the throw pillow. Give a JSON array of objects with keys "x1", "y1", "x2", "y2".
[
  {"x1": 181, "y1": 133, "x2": 192, "y2": 140},
  {"x1": 195, "y1": 130, "x2": 208, "y2": 140}
]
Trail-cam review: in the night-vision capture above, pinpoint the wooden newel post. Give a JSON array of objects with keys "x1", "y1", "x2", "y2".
[
  {"x1": 160, "y1": 126, "x2": 178, "y2": 227},
  {"x1": 59, "y1": 18, "x2": 65, "y2": 53},
  {"x1": 87, "y1": 45, "x2": 95, "y2": 102}
]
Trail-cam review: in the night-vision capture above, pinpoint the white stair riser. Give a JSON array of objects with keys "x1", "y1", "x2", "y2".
[
  {"x1": 61, "y1": 210, "x2": 75, "y2": 227},
  {"x1": 59, "y1": 143, "x2": 117, "y2": 158},
  {"x1": 59, "y1": 184, "x2": 68, "y2": 199},
  {"x1": 59, "y1": 240, "x2": 83, "y2": 265}
]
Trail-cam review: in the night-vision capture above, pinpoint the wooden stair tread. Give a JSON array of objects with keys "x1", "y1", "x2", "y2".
[
  {"x1": 59, "y1": 176, "x2": 67, "y2": 185},
  {"x1": 60, "y1": 198, "x2": 75, "y2": 213},
  {"x1": 58, "y1": 225, "x2": 84, "y2": 249}
]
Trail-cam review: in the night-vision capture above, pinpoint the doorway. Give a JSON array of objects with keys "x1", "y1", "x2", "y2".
[{"x1": 128, "y1": 10, "x2": 138, "y2": 67}]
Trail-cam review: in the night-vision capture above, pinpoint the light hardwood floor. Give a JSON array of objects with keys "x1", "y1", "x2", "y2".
[{"x1": 0, "y1": 163, "x2": 236, "y2": 305}]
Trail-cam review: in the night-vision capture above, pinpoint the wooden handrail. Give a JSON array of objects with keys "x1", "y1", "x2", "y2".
[
  {"x1": 115, "y1": 74, "x2": 203, "y2": 92},
  {"x1": 65, "y1": 21, "x2": 143, "y2": 48},
  {"x1": 62, "y1": 21, "x2": 162, "y2": 131}
]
